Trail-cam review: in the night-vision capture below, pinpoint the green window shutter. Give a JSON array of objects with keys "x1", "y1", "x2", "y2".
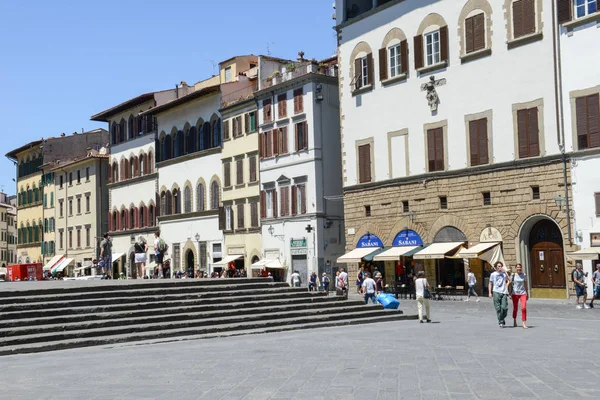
[
  {"x1": 50, "y1": 192, "x2": 54, "y2": 207},
  {"x1": 44, "y1": 194, "x2": 47, "y2": 208}
]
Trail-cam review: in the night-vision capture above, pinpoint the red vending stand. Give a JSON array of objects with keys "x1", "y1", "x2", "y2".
[{"x1": 7, "y1": 263, "x2": 43, "y2": 281}]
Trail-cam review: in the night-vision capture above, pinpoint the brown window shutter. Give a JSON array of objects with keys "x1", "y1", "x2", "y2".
[
  {"x1": 557, "y1": 0, "x2": 573, "y2": 24},
  {"x1": 301, "y1": 186, "x2": 307, "y2": 214},
  {"x1": 280, "y1": 187, "x2": 288, "y2": 216},
  {"x1": 218, "y1": 206, "x2": 225, "y2": 230},
  {"x1": 588, "y1": 94, "x2": 600, "y2": 148},
  {"x1": 278, "y1": 94, "x2": 287, "y2": 118},
  {"x1": 517, "y1": 109, "x2": 529, "y2": 158},
  {"x1": 303, "y1": 122, "x2": 309, "y2": 150},
  {"x1": 244, "y1": 113, "x2": 249, "y2": 134},
  {"x1": 473, "y1": 13, "x2": 485, "y2": 51},
  {"x1": 365, "y1": 144, "x2": 372, "y2": 182},
  {"x1": 414, "y1": 35, "x2": 424, "y2": 70},
  {"x1": 260, "y1": 191, "x2": 266, "y2": 219},
  {"x1": 291, "y1": 186, "x2": 297, "y2": 216},
  {"x1": 435, "y1": 128, "x2": 444, "y2": 171},
  {"x1": 378, "y1": 47, "x2": 387, "y2": 81},
  {"x1": 294, "y1": 88, "x2": 303, "y2": 113},
  {"x1": 224, "y1": 163, "x2": 231, "y2": 187},
  {"x1": 440, "y1": 25, "x2": 449, "y2": 63},
  {"x1": 527, "y1": 108, "x2": 540, "y2": 157},
  {"x1": 294, "y1": 124, "x2": 299, "y2": 152},
  {"x1": 108, "y1": 212, "x2": 112, "y2": 232},
  {"x1": 469, "y1": 120, "x2": 479, "y2": 166},
  {"x1": 400, "y1": 40, "x2": 409, "y2": 74},
  {"x1": 354, "y1": 58, "x2": 362, "y2": 89},
  {"x1": 273, "y1": 129, "x2": 279, "y2": 156},
  {"x1": 366, "y1": 53, "x2": 374, "y2": 86},
  {"x1": 427, "y1": 129, "x2": 435, "y2": 171},
  {"x1": 281, "y1": 127, "x2": 288, "y2": 154},
  {"x1": 358, "y1": 145, "x2": 365, "y2": 183},
  {"x1": 595, "y1": 193, "x2": 600, "y2": 217},
  {"x1": 237, "y1": 116, "x2": 242, "y2": 136},
  {"x1": 223, "y1": 120, "x2": 229, "y2": 140},
  {"x1": 576, "y1": 96, "x2": 589, "y2": 149},
  {"x1": 513, "y1": 0, "x2": 524, "y2": 38},
  {"x1": 273, "y1": 190, "x2": 278, "y2": 217},
  {"x1": 523, "y1": 0, "x2": 536, "y2": 35},
  {"x1": 465, "y1": 15, "x2": 475, "y2": 54},
  {"x1": 258, "y1": 133, "x2": 264, "y2": 158},
  {"x1": 266, "y1": 130, "x2": 272, "y2": 157},
  {"x1": 108, "y1": 164, "x2": 112, "y2": 184},
  {"x1": 478, "y1": 119, "x2": 489, "y2": 164}
]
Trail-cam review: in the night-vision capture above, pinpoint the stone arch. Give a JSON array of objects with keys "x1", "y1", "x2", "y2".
[
  {"x1": 170, "y1": 182, "x2": 180, "y2": 192},
  {"x1": 248, "y1": 249, "x2": 261, "y2": 265},
  {"x1": 350, "y1": 221, "x2": 389, "y2": 248},
  {"x1": 385, "y1": 218, "x2": 428, "y2": 246},
  {"x1": 458, "y1": 0, "x2": 493, "y2": 56},
  {"x1": 416, "y1": 13, "x2": 448, "y2": 36},
  {"x1": 348, "y1": 41, "x2": 373, "y2": 82},
  {"x1": 427, "y1": 214, "x2": 473, "y2": 243},
  {"x1": 158, "y1": 130, "x2": 167, "y2": 140},
  {"x1": 159, "y1": 185, "x2": 168, "y2": 194},
  {"x1": 380, "y1": 27, "x2": 407, "y2": 48}
]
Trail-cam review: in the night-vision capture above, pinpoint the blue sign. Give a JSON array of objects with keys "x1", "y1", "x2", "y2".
[
  {"x1": 392, "y1": 230, "x2": 423, "y2": 247},
  {"x1": 356, "y1": 234, "x2": 383, "y2": 248}
]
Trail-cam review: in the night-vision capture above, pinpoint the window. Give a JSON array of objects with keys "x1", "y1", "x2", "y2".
[
  {"x1": 465, "y1": 13, "x2": 485, "y2": 54},
  {"x1": 249, "y1": 156, "x2": 257, "y2": 182},
  {"x1": 250, "y1": 201, "x2": 259, "y2": 227},
  {"x1": 59, "y1": 200, "x2": 64, "y2": 218},
  {"x1": 69, "y1": 199, "x2": 73, "y2": 216},
  {"x1": 358, "y1": 143, "x2": 372, "y2": 183},
  {"x1": 211, "y1": 181, "x2": 220, "y2": 210},
  {"x1": 224, "y1": 66, "x2": 232, "y2": 83},
  {"x1": 77, "y1": 229, "x2": 81, "y2": 248},
  {"x1": 234, "y1": 116, "x2": 242, "y2": 137},
  {"x1": 354, "y1": 53, "x2": 373, "y2": 91},
  {"x1": 278, "y1": 94, "x2": 287, "y2": 119},
  {"x1": 513, "y1": 0, "x2": 536, "y2": 39},
  {"x1": 266, "y1": 190, "x2": 275, "y2": 218},
  {"x1": 86, "y1": 167, "x2": 90, "y2": 181},
  {"x1": 77, "y1": 198, "x2": 81, "y2": 214},
  {"x1": 59, "y1": 231, "x2": 63, "y2": 249},
  {"x1": 50, "y1": 192, "x2": 54, "y2": 207},
  {"x1": 85, "y1": 195, "x2": 90, "y2": 213},
  {"x1": 402, "y1": 200, "x2": 409, "y2": 213},
  {"x1": 365, "y1": 205, "x2": 371, "y2": 217},
  {"x1": 388, "y1": 44, "x2": 401, "y2": 77},
  {"x1": 223, "y1": 120, "x2": 230, "y2": 140},
  {"x1": 482, "y1": 192, "x2": 491, "y2": 206},
  {"x1": 295, "y1": 122, "x2": 308, "y2": 151},
  {"x1": 280, "y1": 186, "x2": 290, "y2": 216},
  {"x1": 248, "y1": 112, "x2": 256, "y2": 132},
  {"x1": 69, "y1": 172, "x2": 73, "y2": 186},
  {"x1": 517, "y1": 107, "x2": 540, "y2": 158},
  {"x1": 263, "y1": 99, "x2": 272, "y2": 123},
  {"x1": 197, "y1": 183, "x2": 205, "y2": 212},
  {"x1": 69, "y1": 230, "x2": 73, "y2": 249},
  {"x1": 440, "y1": 196, "x2": 448, "y2": 210},
  {"x1": 425, "y1": 30, "x2": 441, "y2": 66},
  {"x1": 295, "y1": 185, "x2": 307, "y2": 215},
  {"x1": 532, "y1": 186, "x2": 540, "y2": 200},
  {"x1": 224, "y1": 162, "x2": 231, "y2": 187},
  {"x1": 469, "y1": 118, "x2": 489, "y2": 166},
  {"x1": 278, "y1": 127, "x2": 288, "y2": 155},
  {"x1": 44, "y1": 194, "x2": 48, "y2": 208},
  {"x1": 294, "y1": 88, "x2": 303, "y2": 114},
  {"x1": 427, "y1": 127, "x2": 444, "y2": 172},
  {"x1": 77, "y1": 170, "x2": 81, "y2": 184},
  {"x1": 576, "y1": 94, "x2": 599, "y2": 150},
  {"x1": 237, "y1": 203, "x2": 244, "y2": 229},
  {"x1": 236, "y1": 159, "x2": 244, "y2": 185},
  {"x1": 360, "y1": 56, "x2": 369, "y2": 87},
  {"x1": 184, "y1": 186, "x2": 192, "y2": 213},
  {"x1": 225, "y1": 205, "x2": 233, "y2": 231},
  {"x1": 59, "y1": 175, "x2": 63, "y2": 189},
  {"x1": 575, "y1": 0, "x2": 597, "y2": 18}
]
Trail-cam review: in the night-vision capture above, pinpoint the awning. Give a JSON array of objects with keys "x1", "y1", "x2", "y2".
[
  {"x1": 567, "y1": 248, "x2": 600, "y2": 261},
  {"x1": 373, "y1": 246, "x2": 420, "y2": 261},
  {"x1": 458, "y1": 242, "x2": 500, "y2": 259},
  {"x1": 112, "y1": 252, "x2": 125, "y2": 261},
  {"x1": 213, "y1": 254, "x2": 244, "y2": 266},
  {"x1": 51, "y1": 258, "x2": 74, "y2": 274},
  {"x1": 363, "y1": 247, "x2": 391, "y2": 262},
  {"x1": 413, "y1": 242, "x2": 466, "y2": 260},
  {"x1": 251, "y1": 259, "x2": 285, "y2": 269},
  {"x1": 43, "y1": 255, "x2": 65, "y2": 271},
  {"x1": 336, "y1": 247, "x2": 381, "y2": 264}
]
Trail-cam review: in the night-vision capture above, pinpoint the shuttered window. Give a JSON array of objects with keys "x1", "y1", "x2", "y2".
[
  {"x1": 294, "y1": 88, "x2": 304, "y2": 114},
  {"x1": 427, "y1": 128, "x2": 444, "y2": 172},
  {"x1": 263, "y1": 99, "x2": 272, "y2": 123},
  {"x1": 354, "y1": 53, "x2": 373, "y2": 90},
  {"x1": 249, "y1": 156, "x2": 257, "y2": 182},
  {"x1": 358, "y1": 143, "x2": 372, "y2": 183},
  {"x1": 469, "y1": 118, "x2": 489, "y2": 166},
  {"x1": 465, "y1": 13, "x2": 485, "y2": 54},
  {"x1": 517, "y1": 107, "x2": 540, "y2": 158},
  {"x1": 237, "y1": 203, "x2": 244, "y2": 230},
  {"x1": 224, "y1": 162, "x2": 231, "y2": 187},
  {"x1": 279, "y1": 127, "x2": 288, "y2": 154},
  {"x1": 280, "y1": 186, "x2": 289, "y2": 217},
  {"x1": 557, "y1": 0, "x2": 573, "y2": 23},
  {"x1": 234, "y1": 116, "x2": 242, "y2": 137},
  {"x1": 513, "y1": 0, "x2": 536, "y2": 39},
  {"x1": 594, "y1": 193, "x2": 600, "y2": 217},
  {"x1": 295, "y1": 122, "x2": 308, "y2": 151},
  {"x1": 265, "y1": 130, "x2": 273, "y2": 157},
  {"x1": 236, "y1": 159, "x2": 243, "y2": 185},
  {"x1": 278, "y1": 94, "x2": 287, "y2": 119},
  {"x1": 250, "y1": 202, "x2": 259, "y2": 227},
  {"x1": 576, "y1": 94, "x2": 600, "y2": 150},
  {"x1": 223, "y1": 119, "x2": 230, "y2": 140}
]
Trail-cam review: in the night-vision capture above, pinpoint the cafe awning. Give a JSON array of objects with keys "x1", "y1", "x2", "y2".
[
  {"x1": 363, "y1": 247, "x2": 391, "y2": 262},
  {"x1": 43, "y1": 255, "x2": 65, "y2": 271},
  {"x1": 373, "y1": 246, "x2": 420, "y2": 261},
  {"x1": 51, "y1": 258, "x2": 74, "y2": 274},
  {"x1": 413, "y1": 242, "x2": 466, "y2": 260},
  {"x1": 567, "y1": 247, "x2": 600, "y2": 261},
  {"x1": 213, "y1": 254, "x2": 243, "y2": 266},
  {"x1": 112, "y1": 252, "x2": 125, "y2": 261},
  {"x1": 337, "y1": 247, "x2": 382, "y2": 264},
  {"x1": 458, "y1": 242, "x2": 500, "y2": 259},
  {"x1": 251, "y1": 259, "x2": 285, "y2": 270}
]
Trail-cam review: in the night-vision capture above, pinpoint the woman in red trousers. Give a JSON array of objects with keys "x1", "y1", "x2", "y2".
[{"x1": 510, "y1": 263, "x2": 528, "y2": 329}]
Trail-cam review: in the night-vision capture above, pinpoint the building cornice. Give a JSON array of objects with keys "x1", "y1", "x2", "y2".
[
  {"x1": 108, "y1": 172, "x2": 158, "y2": 190},
  {"x1": 158, "y1": 209, "x2": 219, "y2": 223},
  {"x1": 254, "y1": 74, "x2": 337, "y2": 100},
  {"x1": 156, "y1": 147, "x2": 222, "y2": 169},
  {"x1": 335, "y1": 0, "x2": 407, "y2": 31}
]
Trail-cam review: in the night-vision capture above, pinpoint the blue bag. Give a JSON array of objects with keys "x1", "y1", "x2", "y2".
[{"x1": 377, "y1": 293, "x2": 400, "y2": 310}]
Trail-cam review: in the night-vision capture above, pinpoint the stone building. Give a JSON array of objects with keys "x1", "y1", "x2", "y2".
[
  {"x1": 335, "y1": 0, "x2": 580, "y2": 298},
  {"x1": 0, "y1": 192, "x2": 17, "y2": 271}
]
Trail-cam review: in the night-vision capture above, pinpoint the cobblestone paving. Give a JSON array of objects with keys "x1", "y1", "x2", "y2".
[{"x1": 1, "y1": 297, "x2": 599, "y2": 400}]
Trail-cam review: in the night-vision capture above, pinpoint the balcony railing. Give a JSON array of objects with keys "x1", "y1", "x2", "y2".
[
  {"x1": 261, "y1": 62, "x2": 338, "y2": 89},
  {"x1": 221, "y1": 84, "x2": 257, "y2": 108}
]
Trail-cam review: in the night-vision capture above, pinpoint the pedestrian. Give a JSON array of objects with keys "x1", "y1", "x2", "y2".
[
  {"x1": 362, "y1": 272, "x2": 377, "y2": 304},
  {"x1": 322, "y1": 273, "x2": 330, "y2": 294},
  {"x1": 375, "y1": 272, "x2": 384, "y2": 293},
  {"x1": 98, "y1": 232, "x2": 112, "y2": 279},
  {"x1": 308, "y1": 271, "x2": 318, "y2": 291},
  {"x1": 339, "y1": 267, "x2": 348, "y2": 293},
  {"x1": 510, "y1": 263, "x2": 528, "y2": 329},
  {"x1": 572, "y1": 263, "x2": 590, "y2": 309},
  {"x1": 464, "y1": 267, "x2": 479, "y2": 302},
  {"x1": 488, "y1": 262, "x2": 509, "y2": 328},
  {"x1": 414, "y1": 271, "x2": 431, "y2": 323},
  {"x1": 290, "y1": 270, "x2": 301, "y2": 287},
  {"x1": 356, "y1": 265, "x2": 365, "y2": 294},
  {"x1": 134, "y1": 235, "x2": 148, "y2": 279},
  {"x1": 153, "y1": 231, "x2": 168, "y2": 279},
  {"x1": 591, "y1": 264, "x2": 600, "y2": 308}
]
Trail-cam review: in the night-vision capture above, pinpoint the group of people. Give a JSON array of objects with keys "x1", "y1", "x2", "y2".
[{"x1": 573, "y1": 262, "x2": 600, "y2": 309}]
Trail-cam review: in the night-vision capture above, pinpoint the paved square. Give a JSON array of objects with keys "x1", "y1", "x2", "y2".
[{"x1": 1, "y1": 297, "x2": 599, "y2": 400}]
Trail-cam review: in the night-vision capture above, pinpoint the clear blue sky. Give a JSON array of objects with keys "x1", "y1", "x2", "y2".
[{"x1": 0, "y1": 0, "x2": 337, "y2": 195}]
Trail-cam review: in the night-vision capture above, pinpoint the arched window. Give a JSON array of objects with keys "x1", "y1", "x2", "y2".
[
  {"x1": 184, "y1": 186, "x2": 192, "y2": 213},
  {"x1": 50, "y1": 217, "x2": 55, "y2": 232},
  {"x1": 187, "y1": 127, "x2": 197, "y2": 154},
  {"x1": 128, "y1": 115, "x2": 135, "y2": 140},
  {"x1": 44, "y1": 218, "x2": 48, "y2": 233},
  {"x1": 202, "y1": 122, "x2": 211, "y2": 151},
  {"x1": 27, "y1": 223, "x2": 32, "y2": 244},
  {"x1": 139, "y1": 206, "x2": 146, "y2": 227},
  {"x1": 165, "y1": 135, "x2": 172, "y2": 160},
  {"x1": 129, "y1": 208, "x2": 135, "y2": 229},
  {"x1": 458, "y1": 1, "x2": 492, "y2": 57},
  {"x1": 211, "y1": 181, "x2": 220, "y2": 210},
  {"x1": 124, "y1": 159, "x2": 130, "y2": 180},
  {"x1": 111, "y1": 122, "x2": 118, "y2": 145},
  {"x1": 196, "y1": 183, "x2": 205, "y2": 212},
  {"x1": 212, "y1": 118, "x2": 222, "y2": 148},
  {"x1": 33, "y1": 221, "x2": 39, "y2": 242},
  {"x1": 140, "y1": 154, "x2": 146, "y2": 176},
  {"x1": 176, "y1": 130, "x2": 185, "y2": 157},
  {"x1": 160, "y1": 191, "x2": 167, "y2": 216},
  {"x1": 112, "y1": 212, "x2": 117, "y2": 232},
  {"x1": 149, "y1": 205, "x2": 155, "y2": 227},
  {"x1": 112, "y1": 161, "x2": 119, "y2": 183},
  {"x1": 27, "y1": 188, "x2": 32, "y2": 204},
  {"x1": 172, "y1": 188, "x2": 181, "y2": 214},
  {"x1": 166, "y1": 191, "x2": 173, "y2": 216},
  {"x1": 130, "y1": 157, "x2": 136, "y2": 178},
  {"x1": 119, "y1": 119, "x2": 126, "y2": 142},
  {"x1": 33, "y1": 185, "x2": 39, "y2": 203},
  {"x1": 121, "y1": 210, "x2": 126, "y2": 230},
  {"x1": 148, "y1": 152, "x2": 154, "y2": 173}
]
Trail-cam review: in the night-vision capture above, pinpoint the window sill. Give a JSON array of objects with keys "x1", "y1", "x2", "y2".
[
  {"x1": 352, "y1": 84, "x2": 373, "y2": 96},
  {"x1": 460, "y1": 48, "x2": 492, "y2": 64},
  {"x1": 563, "y1": 12, "x2": 600, "y2": 31},
  {"x1": 235, "y1": 184, "x2": 246, "y2": 189},
  {"x1": 223, "y1": 137, "x2": 231, "y2": 142},
  {"x1": 248, "y1": 181, "x2": 259, "y2": 187},
  {"x1": 507, "y1": 32, "x2": 543, "y2": 49},
  {"x1": 381, "y1": 73, "x2": 407, "y2": 86},
  {"x1": 417, "y1": 61, "x2": 448, "y2": 75},
  {"x1": 223, "y1": 185, "x2": 233, "y2": 191},
  {"x1": 277, "y1": 116, "x2": 288, "y2": 122}
]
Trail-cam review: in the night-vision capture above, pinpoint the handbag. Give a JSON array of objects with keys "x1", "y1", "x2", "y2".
[{"x1": 422, "y1": 279, "x2": 431, "y2": 299}]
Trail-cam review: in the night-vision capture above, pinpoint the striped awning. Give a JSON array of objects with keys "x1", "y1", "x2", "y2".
[
  {"x1": 336, "y1": 247, "x2": 382, "y2": 264},
  {"x1": 373, "y1": 246, "x2": 420, "y2": 261},
  {"x1": 413, "y1": 242, "x2": 466, "y2": 260}
]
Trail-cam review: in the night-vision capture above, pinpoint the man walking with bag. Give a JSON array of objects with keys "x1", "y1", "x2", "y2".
[
  {"x1": 489, "y1": 262, "x2": 509, "y2": 328},
  {"x1": 415, "y1": 271, "x2": 431, "y2": 323}
]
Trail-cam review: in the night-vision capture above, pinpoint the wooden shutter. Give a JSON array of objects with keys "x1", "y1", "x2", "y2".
[
  {"x1": 294, "y1": 88, "x2": 303, "y2": 113},
  {"x1": 280, "y1": 187, "x2": 288, "y2": 216},
  {"x1": 273, "y1": 190, "x2": 278, "y2": 218},
  {"x1": 400, "y1": 40, "x2": 408, "y2": 74},
  {"x1": 258, "y1": 132, "x2": 264, "y2": 159},
  {"x1": 300, "y1": 186, "x2": 307, "y2": 214},
  {"x1": 260, "y1": 191, "x2": 266, "y2": 219},
  {"x1": 278, "y1": 94, "x2": 287, "y2": 118},
  {"x1": 414, "y1": 35, "x2": 424, "y2": 69},
  {"x1": 303, "y1": 122, "x2": 308, "y2": 150},
  {"x1": 473, "y1": 13, "x2": 485, "y2": 51},
  {"x1": 527, "y1": 108, "x2": 539, "y2": 157},
  {"x1": 237, "y1": 116, "x2": 242, "y2": 136},
  {"x1": 465, "y1": 15, "x2": 475, "y2": 54},
  {"x1": 379, "y1": 47, "x2": 387, "y2": 81},
  {"x1": 224, "y1": 162, "x2": 230, "y2": 187},
  {"x1": 108, "y1": 212, "x2": 112, "y2": 232},
  {"x1": 358, "y1": 144, "x2": 371, "y2": 183},
  {"x1": 273, "y1": 129, "x2": 279, "y2": 156},
  {"x1": 236, "y1": 159, "x2": 243, "y2": 185},
  {"x1": 435, "y1": 128, "x2": 444, "y2": 171},
  {"x1": 218, "y1": 206, "x2": 225, "y2": 230},
  {"x1": 588, "y1": 94, "x2": 600, "y2": 149},
  {"x1": 517, "y1": 109, "x2": 529, "y2": 158},
  {"x1": 291, "y1": 186, "x2": 297, "y2": 216},
  {"x1": 440, "y1": 25, "x2": 449, "y2": 63},
  {"x1": 469, "y1": 119, "x2": 488, "y2": 166},
  {"x1": 237, "y1": 204, "x2": 244, "y2": 229},
  {"x1": 244, "y1": 113, "x2": 249, "y2": 134},
  {"x1": 223, "y1": 120, "x2": 230, "y2": 140},
  {"x1": 366, "y1": 53, "x2": 374, "y2": 86},
  {"x1": 557, "y1": 0, "x2": 573, "y2": 24},
  {"x1": 249, "y1": 156, "x2": 256, "y2": 182},
  {"x1": 280, "y1": 127, "x2": 288, "y2": 154},
  {"x1": 108, "y1": 164, "x2": 112, "y2": 183},
  {"x1": 576, "y1": 97, "x2": 588, "y2": 149},
  {"x1": 523, "y1": 0, "x2": 536, "y2": 35},
  {"x1": 595, "y1": 193, "x2": 600, "y2": 217},
  {"x1": 294, "y1": 124, "x2": 299, "y2": 152},
  {"x1": 354, "y1": 58, "x2": 362, "y2": 89},
  {"x1": 469, "y1": 120, "x2": 479, "y2": 166},
  {"x1": 513, "y1": 0, "x2": 524, "y2": 38}
]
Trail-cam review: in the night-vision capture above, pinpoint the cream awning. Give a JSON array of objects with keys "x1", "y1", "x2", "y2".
[
  {"x1": 213, "y1": 254, "x2": 243, "y2": 266},
  {"x1": 373, "y1": 246, "x2": 420, "y2": 261},
  {"x1": 458, "y1": 242, "x2": 500, "y2": 259},
  {"x1": 112, "y1": 252, "x2": 125, "y2": 261},
  {"x1": 567, "y1": 248, "x2": 600, "y2": 261},
  {"x1": 52, "y1": 258, "x2": 74, "y2": 274},
  {"x1": 251, "y1": 259, "x2": 285, "y2": 270},
  {"x1": 336, "y1": 247, "x2": 381, "y2": 264},
  {"x1": 413, "y1": 242, "x2": 466, "y2": 260},
  {"x1": 43, "y1": 255, "x2": 65, "y2": 271}
]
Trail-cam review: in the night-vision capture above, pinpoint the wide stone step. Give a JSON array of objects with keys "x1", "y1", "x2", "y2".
[
  {"x1": 0, "y1": 301, "x2": 370, "y2": 338},
  {"x1": 0, "y1": 295, "x2": 347, "y2": 328},
  {"x1": 0, "y1": 309, "x2": 415, "y2": 356}
]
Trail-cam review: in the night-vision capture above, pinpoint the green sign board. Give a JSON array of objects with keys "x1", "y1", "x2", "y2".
[{"x1": 290, "y1": 238, "x2": 307, "y2": 248}]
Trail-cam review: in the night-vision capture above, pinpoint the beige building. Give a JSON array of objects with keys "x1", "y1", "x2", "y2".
[{"x1": 0, "y1": 192, "x2": 17, "y2": 270}]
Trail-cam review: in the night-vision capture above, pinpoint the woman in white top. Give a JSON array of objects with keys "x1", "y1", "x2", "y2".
[
  {"x1": 415, "y1": 271, "x2": 431, "y2": 323},
  {"x1": 510, "y1": 263, "x2": 528, "y2": 329},
  {"x1": 134, "y1": 236, "x2": 148, "y2": 279}
]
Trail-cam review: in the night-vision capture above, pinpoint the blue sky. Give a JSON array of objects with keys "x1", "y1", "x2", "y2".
[{"x1": 0, "y1": 0, "x2": 337, "y2": 195}]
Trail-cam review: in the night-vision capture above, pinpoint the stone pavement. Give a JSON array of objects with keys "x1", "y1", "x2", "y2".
[{"x1": 1, "y1": 297, "x2": 599, "y2": 400}]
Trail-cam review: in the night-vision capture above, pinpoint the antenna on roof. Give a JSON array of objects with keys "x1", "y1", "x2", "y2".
[
  {"x1": 266, "y1": 41, "x2": 275, "y2": 56},
  {"x1": 206, "y1": 60, "x2": 217, "y2": 75}
]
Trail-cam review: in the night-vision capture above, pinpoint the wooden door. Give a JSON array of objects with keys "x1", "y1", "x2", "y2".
[{"x1": 529, "y1": 220, "x2": 565, "y2": 289}]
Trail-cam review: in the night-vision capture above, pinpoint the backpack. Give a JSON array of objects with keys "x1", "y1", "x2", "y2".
[{"x1": 158, "y1": 238, "x2": 168, "y2": 252}]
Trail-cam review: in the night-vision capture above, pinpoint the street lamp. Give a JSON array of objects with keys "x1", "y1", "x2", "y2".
[
  {"x1": 268, "y1": 225, "x2": 285, "y2": 241},
  {"x1": 268, "y1": 225, "x2": 274, "y2": 236},
  {"x1": 554, "y1": 195, "x2": 565, "y2": 210}
]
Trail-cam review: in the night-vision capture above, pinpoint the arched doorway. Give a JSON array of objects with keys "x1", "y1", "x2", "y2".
[
  {"x1": 529, "y1": 220, "x2": 565, "y2": 290},
  {"x1": 186, "y1": 249, "x2": 194, "y2": 276}
]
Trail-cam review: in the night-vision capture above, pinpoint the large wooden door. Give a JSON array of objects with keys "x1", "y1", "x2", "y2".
[{"x1": 529, "y1": 220, "x2": 565, "y2": 289}]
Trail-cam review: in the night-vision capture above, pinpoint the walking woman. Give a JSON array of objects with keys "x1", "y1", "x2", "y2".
[
  {"x1": 356, "y1": 264, "x2": 365, "y2": 294},
  {"x1": 134, "y1": 235, "x2": 148, "y2": 279},
  {"x1": 510, "y1": 263, "x2": 528, "y2": 329},
  {"x1": 415, "y1": 271, "x2": 431, "y2": 323}
]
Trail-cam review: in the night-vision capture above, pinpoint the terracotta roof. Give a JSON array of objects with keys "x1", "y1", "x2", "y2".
[
  {"x1": 91, "y1": 92, "x2": 156, "y2": 122},
  {"x1": 48, "y1": 153, "x2": 109, "y2": 171},
  {"x1": 5, "y1": 140, "x2": 43, "y2": 160},
  {"x1": 139, "y1": 85, "x2": 220, "y2": 116}
]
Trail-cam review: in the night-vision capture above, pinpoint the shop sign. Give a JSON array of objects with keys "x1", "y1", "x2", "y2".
[
  {"x1": 392, "y1": 230, "x2": 423, "y2": 247},
  {"x1": 480, "y1": 227, "x2": 502, "y2": 243},
  {"x1": 290, "y1": 238, "x2": 307, "y2": 248},
  {"x1": 356, "y1": 233, "x2": 383, "y2": 248},
  {"x1": 591, "y1": 233, "x2": 600, "y2": 247},
  {"x1": 227, "y1": 247, "x2": 244, "y2": 255},
  {"x1": 291, "y1": 248, "x2": 308, "y2": 256}
]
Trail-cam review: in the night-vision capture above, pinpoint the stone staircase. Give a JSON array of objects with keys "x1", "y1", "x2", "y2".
[{"x1": 0, "y1": 278, "x2": 415, "y2": 355}]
